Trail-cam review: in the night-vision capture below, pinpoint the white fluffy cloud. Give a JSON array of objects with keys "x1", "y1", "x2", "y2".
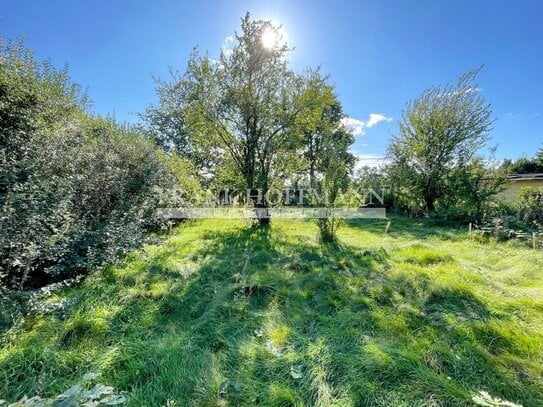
[
  {"x1": 366, "y1": 113, "x2": 393, "y2": 128},
  {"x1": 341, "y1": 113, "x2": 392, "y2": 136},
  {"x1": 340, "y1": 117, "x2": 365, "y2": 136},
  {"x1": 352, "y1": 153, "x2": 389, "y2": 170}
]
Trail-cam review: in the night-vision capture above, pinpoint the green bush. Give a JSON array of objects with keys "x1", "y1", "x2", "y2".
[
  {"x1": 516, "y1": 187, "x2": 543, "y2": 229},
  {"x1": 391, "y1": 159, "x2": 509, "y2": 223},
  {"x1": 0, "y1": 40, "x2": 195, "y2": 289}
]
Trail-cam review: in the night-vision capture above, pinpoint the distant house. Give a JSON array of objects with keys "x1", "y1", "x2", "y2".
[{"x1": 498, "y1": 173, "x2": 543, "y2": 202}]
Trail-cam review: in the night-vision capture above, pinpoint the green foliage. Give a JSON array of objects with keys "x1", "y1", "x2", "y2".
[
  {"x1": 501, "y1": 144, "x2": 543, "y2": 174},
  {"x1": 515, "y1": 187, "x2": 543, "y2": 228},
  {"x1": 387, "y1": 68, "x2": 500, "y2": 216},
  {"x1": 296, "y1": 90, "x2": 354, "y2": 242},
  {"x1": 292, "y1": 77, "x2": 353, "y2": 186},
  {"x1": 144, "y1": 14, "x2": 348, "y2": 224},
  {"x1": 1, "y1": 218, "x2": 541, "y2": 406},
  {"x1": 0, "y1": 40, "x2": 191, "y2": 289},
  {"x1": 352, "y1": 167, "x2": 392, "y2": 208},
  {"x1": 0, "y1": 39, "x2": 89, "y2": 201},
  {"x1": 315, "y1": 142, "x2": 351, "y2": 242},
  {"x1": 501, "y1": 157, "x2": 543, "y2": 174},
  {"x1": 138, "y1": 75, "x2": 191, "y2": 155},
  {"x1": 315, "y1": 216, "x2": 340, "y2": 244},
  {"x1": 436, "y1": 158, "x2": 509, "y2": 221},
  {"x1": 0, "y1": 372, "x2": 126, "y2": 406}
]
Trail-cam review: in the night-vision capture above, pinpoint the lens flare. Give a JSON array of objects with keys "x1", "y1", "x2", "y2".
[{"x1": 261, "y1": 28, "x2": 278, "y2": 49}]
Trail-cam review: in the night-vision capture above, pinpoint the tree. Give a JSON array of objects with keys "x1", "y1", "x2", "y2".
[
  {"x1": 152, "y1": 13, "x2": 338, "y2": 224},
  {"x1": 352, "y1": 166, "x2": 392, "y2": 207},
  {"x1": 293, "y1": 91, "x2": 354, "y2": 241},
  {"x1": 299, "y1": 97, "x2": 347, "y2": 188},
  {"x1": 139, "y1": 73, "x2": 192, "y2": 155},
  {"x1": 517, "y1": 187, "x2": 543, "y2": 228},
  {"x1": 387, "y1": 68, "x2": 494, "y2": 213},
  {"x1": 314, "y1": 124, "x2": 354, "y2": 242}
]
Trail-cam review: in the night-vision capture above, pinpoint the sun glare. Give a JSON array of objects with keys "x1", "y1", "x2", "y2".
[
  {"x1": 260, "y1": 20, "x2": 289, "y2": 50},
  {"x1": 261, "y1": 28, "x2": 278, "y2": 49}
]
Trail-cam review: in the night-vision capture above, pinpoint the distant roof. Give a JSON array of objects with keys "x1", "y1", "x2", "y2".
[{"x1": 509, "y1": 173, "x2": 543, "y2": 181}]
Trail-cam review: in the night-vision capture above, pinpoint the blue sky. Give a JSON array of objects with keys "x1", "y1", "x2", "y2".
[{"x1": 1, "y1": 0, "x2": 542, "y2": 165}]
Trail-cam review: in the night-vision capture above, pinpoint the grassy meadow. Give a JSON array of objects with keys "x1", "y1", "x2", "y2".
[{"x1": 1, "y1": 218, "x2": 542, "y2": 406}]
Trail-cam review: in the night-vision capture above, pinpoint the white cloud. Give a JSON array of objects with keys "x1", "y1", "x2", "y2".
[
  {"x1": 352, "y1": 153, "x2": 389, "y2": 170},
  {"x1": 340, "y1": 117, "x2": 365, "y2": 136},
  {"x1": 367, "y1": 113, "x2": 393, "y2": 128},
  {"x1": 341, "y1": 113, "x2": 393, "y2": 136},
  {"x1": 506, "y1": 112, "x2": 541, "y2": 119}
]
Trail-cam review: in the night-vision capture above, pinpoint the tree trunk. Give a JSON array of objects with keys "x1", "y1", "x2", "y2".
[
  {"x1": 248, "y1": 187, "x2": 270, "y2": 226},
  {"x1": 258, "y1": 213, "x2": 270, "y2": 226},
  {"x1": 425, "y1": 195, "x2": 435, "y2": 212},
  {"x1": 257, "y1": 185, "x2": 270, "y2": 226}
]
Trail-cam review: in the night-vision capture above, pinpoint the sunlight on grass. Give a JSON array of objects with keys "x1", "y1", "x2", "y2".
[{"x1": 1, "y1": 218, "x2": 542, "y2": 406}]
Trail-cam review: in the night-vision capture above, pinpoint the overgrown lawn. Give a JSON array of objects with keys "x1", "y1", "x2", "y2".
[{"x1": 1, "y1": 218, "x2": 542, "y2": 406}]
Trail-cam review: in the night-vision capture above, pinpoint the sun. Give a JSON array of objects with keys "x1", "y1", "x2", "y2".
[
  {"x1": 261, "y1": 28, "x2": 279, "y2": 50},
  {"x1": 260, "y1": 21, "x2": 288, "y2": 50}
]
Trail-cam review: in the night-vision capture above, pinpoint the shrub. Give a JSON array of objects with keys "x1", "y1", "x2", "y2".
[
  {"x1": 393, "y1": 159, "x2": 509, "y2": 223},
  {"x1": 0, "y1": 40, "x2": 195, "y2": 289},
  {"x1": 516, "y1": 187, "x2": 543, "y2": 229}
]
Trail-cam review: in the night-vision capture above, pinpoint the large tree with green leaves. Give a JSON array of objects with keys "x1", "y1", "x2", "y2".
[
  {"x1": 387, "y1": 68, "x2": 496, "y2": 213},
  {"x1": 145, "y1": 13, "x2": 342, "y2": 224}
]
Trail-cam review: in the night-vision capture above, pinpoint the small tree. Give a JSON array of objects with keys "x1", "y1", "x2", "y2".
[
  {"x1": 387, "y1": 68, "x2": 494, "y2": 213},
  {"x1": 286, "y1": 81, "x2": 354, "y2": 242},
  {"x1": 312, "y1": 118, "x2": 354, "y2": 243},
  {"x1": 316, "y1": 160, "x2": 350, "y2": 243},
  {"x1": 299, "y1": 95, "x2": 345, "y2": 189}
]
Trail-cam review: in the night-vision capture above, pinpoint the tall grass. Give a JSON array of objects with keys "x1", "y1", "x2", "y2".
[{"x1": 1, "y1": 218, "x2": 542, "y2": 406}]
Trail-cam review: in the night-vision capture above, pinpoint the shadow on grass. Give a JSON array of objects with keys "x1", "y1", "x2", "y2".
[{"x1": 1, "y1": 221, "x2": 542, "y2": 406}]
